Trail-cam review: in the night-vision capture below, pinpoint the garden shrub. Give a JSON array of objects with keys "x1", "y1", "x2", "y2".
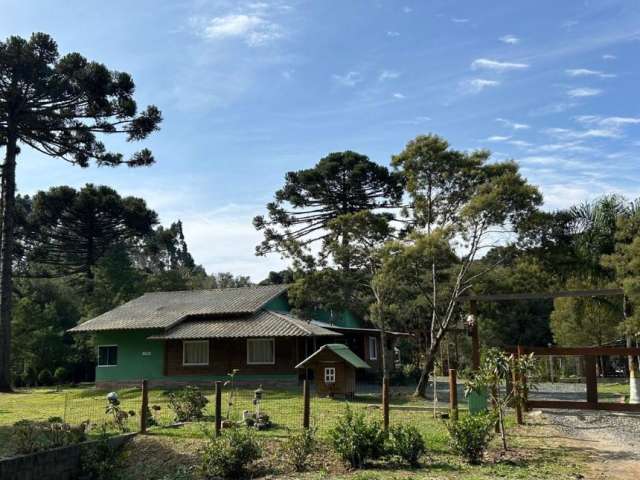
[
  {"x1": 328, "y1": 405, "x2": 386, "y2": 468},
  {"x1": 281, "y1": 426, "x2": 317, "y2": 471},
  {"x1": 446, "y1": 413, "x2": 495, "y2": 464},
  {"x1": 10, "y1": 419, "x2": 87, "y2": 454},
  {"x1": 168, "y1": 385, "x2": 209, "y2": 422},
  {"x1": 387, "y1": 424, "x2": 426, "y2": 467},
  {"x1": 79, "y1": 428, "x2": 123, "y2": 480},
  {"x1": 53, "y1": 366, "x2": 68, "y2": 385},
  {"x1": 37, "y1": 368, "x2": 53, "y2": 386},
  {"x1": 199, "y1": 426, "x2": 261, "y2": 479}
]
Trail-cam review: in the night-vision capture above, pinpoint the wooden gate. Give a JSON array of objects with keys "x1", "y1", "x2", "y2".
[{"x1": 505, "y1": 346, "x2": 640, "y2": 413}]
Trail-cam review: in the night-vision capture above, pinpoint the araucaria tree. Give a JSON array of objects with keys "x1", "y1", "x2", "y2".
[
  {"x1": 0, "y1": 33, "x2": 162, "y2": 390},
  {"x1": 387, "y1": 135, "x2": 541, "y2": 397},
  {"x1": 254, "y1": 151, "x2": 402, "y2": 313}
]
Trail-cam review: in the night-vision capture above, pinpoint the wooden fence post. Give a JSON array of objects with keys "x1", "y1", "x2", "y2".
[
  {"x1": 140, "y1": 379, "x2": 149, "y2": 434},
  {"x1": 511, "y1": 357, "x2": 523, "y2": 425},
  {"x1": 517, "y1": 345, "x2": 529, "y2": 412},
  {"x1": 448, "y1": 369, "x2": 458, "y2": 421},
  {"x1": 585, "y1": 356, "x2": 598, "y2": 407},
  {"x1": 382, "y1": 376, "x2": 390, "y2": 432},
  {"x1": 215, "y1": 381, "x2": 222, "y2": 437},
  {"x1": 303, "y1": 379, "x2": 310, "y2": 429}
]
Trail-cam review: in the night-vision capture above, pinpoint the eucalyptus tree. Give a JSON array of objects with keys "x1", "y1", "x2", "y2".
[
  {"x1": 0, "y1": 33, "x2": 161, "y2": 390},
  {"x1": 388, "y1": 134, "x2": 541, "y2": 396}
]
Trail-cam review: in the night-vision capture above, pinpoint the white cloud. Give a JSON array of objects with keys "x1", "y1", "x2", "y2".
[
  {"x1": 392, "y1": 92, "x2": 406, "y2": 99},
  {"x1": 508, "y1": 140, "x2": 532, "y2": 148},
  {"x1": 567, "y1": 87, "x2": 602, "y2": 98},
  {"x1": 565, "y1": 68, "x2": 616, "y2": 78},
  {"x1": 602, "y1": 54, "x2": 617, "y2": 60},
  {"x1": 452, "y1": 18, "x2": 469, "y2": 23},
  {"x1": 460, "y1": 78, "x2": 500, "y2": 93},
  {"x1": 199, "y1": 13, "x2": 282, "y2": 46},
  {"x1": 386, "y1": 31, "x2": 400, "y2": 37},
  {"x1": 499, "y1": 34, "x2": 520, "y2": 44},
  {"x1": 180, "y1": 204, "x2": 288, "y2": 280},
  {"x1": 461, "y1": 79, "x2": 501, "y2": 94},
  {"x1": 402, "y1": 6, "x2": 412, "y2": 13},
  {"x1": 496, "y1": 118, "x2": 529, "y2": 130},
  {"x1": 576, "y1": 115, "x2": 640, "y2": 127},
  {"x1": 486, "y1": 135, "x2": 511, "y2": 142},
  {"x1": 332, "y1": 71, "x2": 362, "y2": 87},
  {"x1": 471, "y1": 58, "x2": 529, "y2": 71},
  {"x1": 379, "y1": 70, "x2": 400, "y2": 81}
]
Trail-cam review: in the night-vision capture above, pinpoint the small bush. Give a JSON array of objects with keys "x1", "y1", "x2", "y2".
[
  {"x1": 446, "y1": 413, "x2": 495, "y2": 464},
  {"x1": 168, "y1": 386, "x2": 209, "y2": 422},
  {"x1": 328, "y1": 406, "x2": 386, "y2": 468},
  {"x1": 37, "y1": 369, "x2": 53, "y2": 386},
  {"x1": 200, "y1": 427, "x2": 261, "y2": 479},
  {"x1": 11, "y1": 419, "x2": 87, "y2": 455},
  {"x1": 53, "y1": 367, "x2": 68, "y2": 384},
  {"x1": 79, "y1": 428, "x2": 123, "y2": 480},
  {"x1": 388, "y1": 424, "x2": 426, "y2": 467},
  {"x1": 281, "y1": 427, "x2": 317, "y2": 472},
  {"x1": 160, "y1": 465, "x2": 195, "y2": 480}
]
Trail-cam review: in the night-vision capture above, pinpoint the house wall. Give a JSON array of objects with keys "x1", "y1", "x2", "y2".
[
  {"x1": 95, "y1": 330, "x2": 165, "y2": 382},
  {"x1": 308, "y1": 349, "x2": 356, "y2": 396},
  {"x1": 165, "y1": 337, "x2": 304, "y2": 377}
]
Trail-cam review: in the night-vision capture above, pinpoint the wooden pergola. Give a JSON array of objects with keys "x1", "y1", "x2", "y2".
[{"x1": 459, "y1": 288, "x2": 640, "y2": 413}]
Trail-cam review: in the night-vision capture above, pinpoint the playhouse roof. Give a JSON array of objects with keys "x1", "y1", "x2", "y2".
[{"x1": 295, "y1": 343, "x2": 371, "y2": 369}]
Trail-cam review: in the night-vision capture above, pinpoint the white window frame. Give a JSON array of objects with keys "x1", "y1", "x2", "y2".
[
  {"x1": 368, "y1": 336, "x2": 378, "y2": 361},
  {"x1": 182, "y1": 340, "x2": 210, "y2": 366},
  {"x1": 246, "y1": 338, "x2": 276, "y2": 365},
  {"x1": 324, "y1": 367, "x2": 336, "y2": 384},
  {"x1": 97, "y1": 344, "x2": 118, "y2": 367}
]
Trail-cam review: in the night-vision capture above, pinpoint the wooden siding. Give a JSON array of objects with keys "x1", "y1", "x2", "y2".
[
  {"x1": 165, "y1": 337, "x2": 305, "y2": 376},
  {"x1": 308, "y1": 347, "x2": 357, "y2": 396}
]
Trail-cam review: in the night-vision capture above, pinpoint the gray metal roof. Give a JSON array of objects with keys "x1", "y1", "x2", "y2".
[
  {"x1": 69, "y1": 284, "x2": 289, "y2": 332},
  {"x1": 147, "y1": 309, "x2": 342, "y2": 339}
]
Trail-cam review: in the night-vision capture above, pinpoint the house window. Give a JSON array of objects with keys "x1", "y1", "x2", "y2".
[
  {"x1": 98, "y1": 345, "x2": 118, "y2": 367},
  {"x1": 368, "y1": 336, "x2": 378, "y2": 361},
  {"x1": 324, "y1": 367, "x2": 336, "y2": 384},
  {"x1": 247, "y1": 338, "x2": 275, "y2": 365},
  {"x1": 183, "y1": 340, "x2": 209, "y2": 366}
]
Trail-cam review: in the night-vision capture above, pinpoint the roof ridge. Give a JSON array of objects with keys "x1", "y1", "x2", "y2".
[
  {"x1": 265, "y1": 309, "x2": 312, "y2": 335},
  {"x1": 141, "y1": 284, "x2": 289, "y2": 296}
]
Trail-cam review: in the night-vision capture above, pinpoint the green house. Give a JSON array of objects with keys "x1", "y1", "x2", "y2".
[{"x1": 69, "y1": 285, "x2": 392, "y2": 388}]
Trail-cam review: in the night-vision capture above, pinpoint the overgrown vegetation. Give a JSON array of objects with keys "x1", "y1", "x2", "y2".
[
  {"x1": 387, "y1": 424, "x2": 426, "y2": 467},
  {"x1": 10, "y1": 418, "x2": 87, "y2": 455}
]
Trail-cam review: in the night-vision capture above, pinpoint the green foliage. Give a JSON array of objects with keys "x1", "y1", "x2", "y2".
[
  {"x1": 105, "y1": 395, "x2": 131, "y2": 433},
  {"x1": 37, "y1": 369, "x2": 53, "y2": 386},
  {"x1": 10, "y1": 419, "x2": 87, "y2": 455},
  {"x1": 328, "y1": 405, "x2": 386, "y2": 468},
  {"x1": 168, "y1": 386, "x2": 209, "y2": 422},
  {"x1": 281, "y1": 427, "x2": 318, "y2": 471},
  {"x1": 160, "y1": 465, "x2": 195, "y2": 480},
  {"x1": 387, "y1": 424, "x2": 426, "y2": 467},
  {"x1": 79, "y1": 428, "x2": 124, "y2": 480},
  {"x1": 53, "y1": 367, "x2": 68, "y2": 384},
  {"x1": 446, "y1": 413, "x2": 495, "y2": 464},
  {"x1": 199, "y1": 427, "x2": 261, "y2": 479}
]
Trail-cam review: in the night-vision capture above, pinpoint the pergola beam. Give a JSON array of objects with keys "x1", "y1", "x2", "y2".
[{"x1": 460, "y1": 288, "x2": 623, "y2": 302}]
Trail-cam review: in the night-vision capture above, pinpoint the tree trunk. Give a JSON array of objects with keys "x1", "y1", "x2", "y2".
[
  {"x1": 0, "y1": 131, "x2": 17, "y2": 392},
  {"x1": 414, "y1": 344, "x2": 438, "y2": 397}
]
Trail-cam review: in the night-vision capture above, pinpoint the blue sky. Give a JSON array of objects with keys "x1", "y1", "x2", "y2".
[{"x1": 2, "y1": 0, "x2": 639, "y2": 280}]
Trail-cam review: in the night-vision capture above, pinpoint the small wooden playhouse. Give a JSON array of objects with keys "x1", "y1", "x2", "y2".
[{"x1": 296, "y1": 343, "x2": 370, "y2": 397}]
